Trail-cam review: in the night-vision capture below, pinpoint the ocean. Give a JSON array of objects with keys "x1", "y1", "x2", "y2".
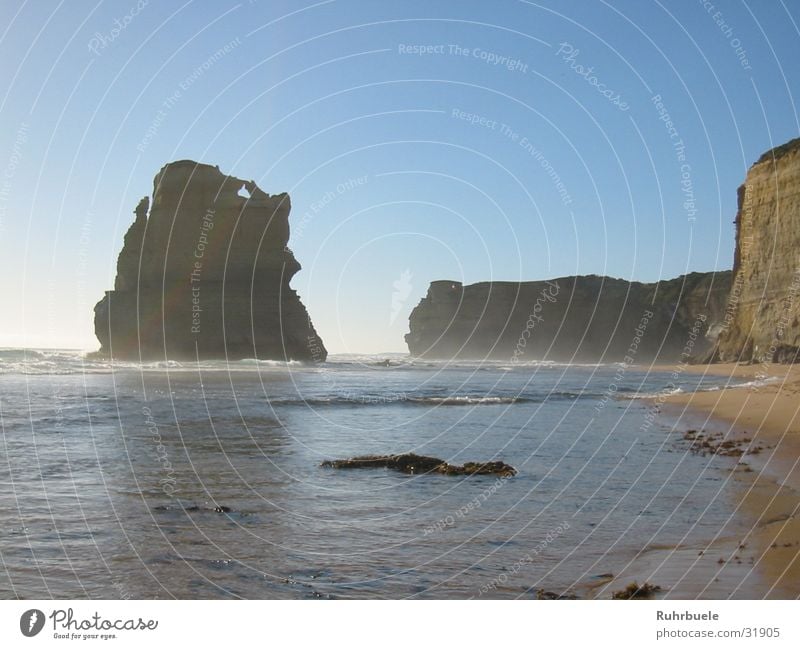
[{"x1": 0, "y1": 349, "x2": 764, "y2": 599}]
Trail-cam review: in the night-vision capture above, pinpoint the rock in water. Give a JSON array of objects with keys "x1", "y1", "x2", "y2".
[
  {"x1": 405, "y1": 273, "x2": 730, "y2": 363},
  {"x1": 321, "y1": 453, "x2": 517, "y2": 476},
  {"x1": 713, "y1": 138, "x2": 800, "y2": 364},
  {"x1": 93, "y1": 161, "x2": 326, "y2": 361}
]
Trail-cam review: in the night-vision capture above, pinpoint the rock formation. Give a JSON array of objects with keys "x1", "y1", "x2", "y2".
[
  {"x1": 405, "y1": 272, "x2": 730, "y2": 363},
  {"x1": 406, "y1": 137, "x2": 800, "y2": 365},
  {"x1": 321, "y1": 453, "x2": 517, "y2": 476},
  {"x1": 711, "y1": 138, "x2": 800, "y2": 363},
  {"x1": 94, "y1": 160, "x2": 326, "y2": 361}
]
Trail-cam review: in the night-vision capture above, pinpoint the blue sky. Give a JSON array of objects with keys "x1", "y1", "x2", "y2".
[{"x1": 1, "y1": 0, "x2": 798, "y2": 352}]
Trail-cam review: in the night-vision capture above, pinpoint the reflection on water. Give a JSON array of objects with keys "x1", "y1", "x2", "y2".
[{"x1": 0, "y1": 351, "x2": 753, "y2": 598}]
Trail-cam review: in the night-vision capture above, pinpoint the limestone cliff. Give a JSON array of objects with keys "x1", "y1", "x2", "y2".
[
  {"x1": 712, "y1": 138, "x2": 800, "y2": 363},
  {"x1": 405, "y1": 272, "x2": 730, "y2": 363},
  {"x1": 94, "y1": 161, "x2": 326, "y2": 361}
]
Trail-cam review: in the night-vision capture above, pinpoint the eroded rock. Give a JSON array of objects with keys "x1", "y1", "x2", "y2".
[
  {"x1": 678, "y1": 429, "x2": 769, "y2": 458},
  {"x1": 321, "y1": 453, "x2": 517, "y2": 476},
  {"x1": 94, "y1": 161, "x2": 326, "y2": 360},
  {"x1": 713, "y1": 138, "x2": 800, "y2": 363},
  {"x1": 405, "y1": 273, "x2": 730, "y2": 362},
  {"x1": 611, "y1": 581, "x2": 662, "y2": 599}
]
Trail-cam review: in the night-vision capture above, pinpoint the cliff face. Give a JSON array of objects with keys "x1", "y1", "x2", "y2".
[
  {"x1": 94, "y1": 161, "x2": 326, "y2": 360},
  {"x1": 405, "y1": 272, "x2": 730, "y2": 363},
  {"x1": 713, "y1": 138, "x2": 800, "y2": 363}
]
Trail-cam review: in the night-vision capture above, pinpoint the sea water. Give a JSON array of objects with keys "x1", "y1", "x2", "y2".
[{"x1": 0, "y1": 349, "x2": 764, "y2": 598}]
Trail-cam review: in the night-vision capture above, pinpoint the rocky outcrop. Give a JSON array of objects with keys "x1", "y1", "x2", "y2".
[
  {"x1": 712, "y1": 138, "x2": 800, "y2": 364},
  {"x1": 405, "y1": 272, "x2": 730, "y2": 363},
  {"x1": 321, "y1": 453, "x2": 517, "y2": 476},
  {"x1": 94, "y1": 161, "x2": 326, "y2": 360}
]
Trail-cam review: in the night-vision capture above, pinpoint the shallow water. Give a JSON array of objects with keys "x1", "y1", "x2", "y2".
[{"x1": 0, "y1": 349, "x2": 767, "y2": 598}]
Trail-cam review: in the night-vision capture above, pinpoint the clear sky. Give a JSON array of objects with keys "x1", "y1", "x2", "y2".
[{"x1": 1, "y1": 0, "x2": 798, "y2": 353}]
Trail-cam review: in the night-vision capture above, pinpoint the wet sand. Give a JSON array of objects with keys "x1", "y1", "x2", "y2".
[{"x1": 597, "y1": 363, "x2": 800, "y2": 599}]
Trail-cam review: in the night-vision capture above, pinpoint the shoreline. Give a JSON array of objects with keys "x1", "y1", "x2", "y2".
[
  {"x1": 661, "y1": 362, "x2": 800, "y2": 493},
  {"x1": 598, "y1": 363, "x2": 800, "y2": 599}
]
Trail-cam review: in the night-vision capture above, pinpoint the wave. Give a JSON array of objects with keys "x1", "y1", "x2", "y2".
[
  {"x1": 0, "y1": 348, "x2": 47, "y2": 360},
  {"x1": 624, "y1": 386, "x2": 685, "y2": 400},
  {"x1": 259, "y1": 390, "x2": 603, "y2": 407},
  {"x1": 408, "y1": 396, "x2": 526, "y2": 405},
  {"x1": 0, "y1": 347, "x2": 652, "y2": 379},
  {"x1": 239, "y1": 358, "x2": 305, "y2": 366},
  {"x1": 620, "y1": 375, "x2": 780, "y2": 400},
  {"x1": 727, "y1": 376, "x2": 780, "y2": 390},
  {"x1": 0, "y1": 349, "x2": 315, "y2": 375},
  {"x1": 260, "y1": 395, "x2": 528, "y2": 407},
  {"x1": 0, "y1": 349, "x2": 108, "y2": 375},
  {"x1": 320, "y1": 356, "x2": 616, "y2": 372}
]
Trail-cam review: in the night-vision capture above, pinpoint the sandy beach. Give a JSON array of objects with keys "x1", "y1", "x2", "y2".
[
  {"x1": 665, "y1": 362, "x2": 800, "y2": 495},
  {"x1": 597, "y1": 363, "x2": 800, "y2": 599}
]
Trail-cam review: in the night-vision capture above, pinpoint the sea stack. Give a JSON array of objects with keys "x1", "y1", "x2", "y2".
[
  {"x1": 94, "y1": 161, "x2": 326, "y2": 361},
  {"x1": 713, "y1": 138, "x2": 800, "y2": 363},
  {"x1": 405, "y1": 273, "x2": 730, "y2": 363}
]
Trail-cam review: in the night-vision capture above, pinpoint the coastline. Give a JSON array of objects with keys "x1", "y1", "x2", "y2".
[{"x1": 595, "y1": 363, "x2": 800, "y2": 599}]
